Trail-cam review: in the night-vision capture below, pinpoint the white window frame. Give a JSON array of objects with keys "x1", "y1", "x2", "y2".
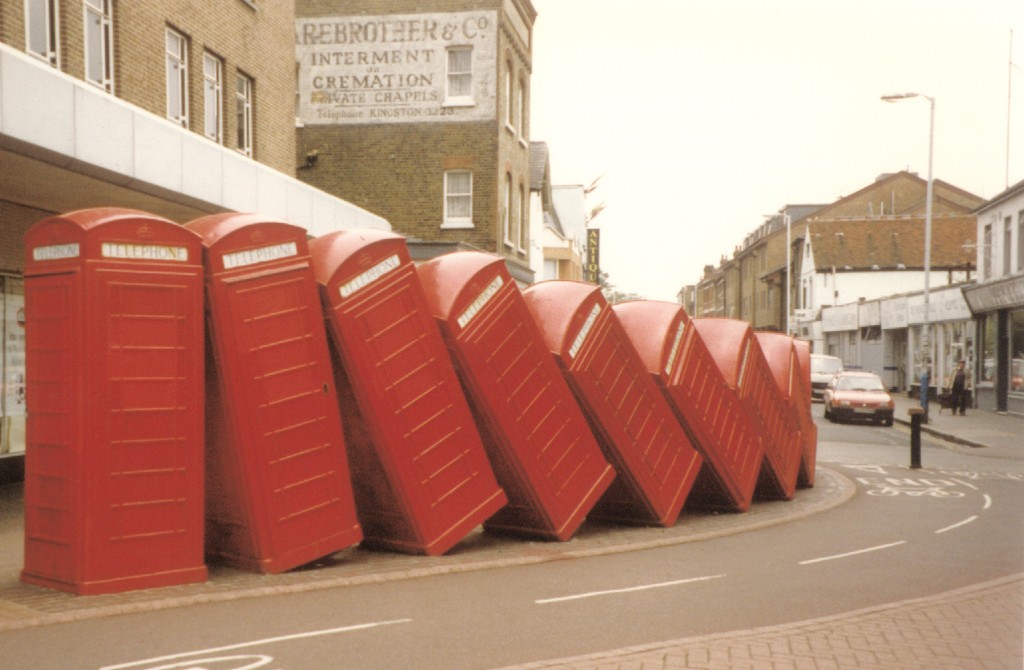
[
  {"x1": 26, "y1": 0, "x2": 60, "y2": 67},
  {"x1": 517, "y1": 183, "x2": 528, "y2": 253},
  {"x1": 203, "y1": 52, "x2": 223, "y2": 142},
  {"x1": 503, "y1": 62, "x2": 514, "y2": 132},
  {"x1": 83, "y1": 0, "x2": 113, "y2": 91},
  {"x1": 235, "y1": 72, "x2": 253, "y2": 157},
  {"x1": 503, "y1": 172, "x2": 514, "y2": 248},
  {"x1": 443, "y1": 170, "x2": 473, "y2": 229},
  {"x1": 166, "y1": 28, "x2": 188, "y2": 127},
  {"x1": 445, "y1": 46, "x2": 474, "y2": 106},
  {"x1": 517, "y1": 75, "x2": 527, "y2": 143}
]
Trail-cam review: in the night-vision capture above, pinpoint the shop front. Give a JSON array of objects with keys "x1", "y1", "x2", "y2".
[{"x1": 964, "y1": 274, "x2": 1024, "y2": 417}]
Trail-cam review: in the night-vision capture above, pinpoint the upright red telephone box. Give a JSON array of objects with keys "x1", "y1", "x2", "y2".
[
  {"x1": 186, "y1": 213, "x2": 362, "y2": 573},
  {"x1": 612, "y1": 300, "x2": 763, "y2": 512},
  {"x1": 692, "y1": 318, "x2": 801, "y2": 500},
  {"x1": 22, "y1": 208, "x2": 207, "y2": 594},
  {"x1": 309, "y1": 230, "x2": 506, "y2": 555},
  {"x1": 417, "y1": 252, "x2": 614, "y2": 540},
  {"x1": 522, "y1": 281, "x2": 703, "y2": 527}
]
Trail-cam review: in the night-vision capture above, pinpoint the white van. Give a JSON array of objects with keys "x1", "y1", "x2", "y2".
[{"x1": 810, "y1": 354, "x2": 844, "y2": 401}]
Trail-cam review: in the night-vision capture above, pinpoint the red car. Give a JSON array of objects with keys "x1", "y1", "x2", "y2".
[{"x1": 823, "y1": 371, "x2": 895, "y2": 426}]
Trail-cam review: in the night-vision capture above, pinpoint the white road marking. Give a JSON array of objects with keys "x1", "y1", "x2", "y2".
[
  {"x1": 935, "y1": 516, "x2": 978, "y2": 534},
  {"x1": 950, "y1": 478, "x2": 979, "y2": 490},
  {"x1": 799, "y1": 541, "x2": 907, "y2": 565},
  {"x1": 983, "y1": 494, "x2": 993, "y2": 509},
  {"x1": 99, "y1": 619, "x2": 413, "y2": 670},
  {"x1": 534, "y1": 574, "x2": 725, "y2": 605}
]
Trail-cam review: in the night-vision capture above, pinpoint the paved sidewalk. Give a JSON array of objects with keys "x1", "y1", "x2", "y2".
[
  {"x1": 495, "y1": 573, "x2": 1024, "y2": 670},
  {"x1": 890, "y1": 393, "x2": 1024, "y2": 458}
]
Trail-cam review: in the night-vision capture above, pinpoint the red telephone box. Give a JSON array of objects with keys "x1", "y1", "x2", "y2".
[
  {"x1": 416, "y1": 252, "x2": 614, "y2": 540},
  {"x1": 612, "y1": 301, "x2": 763, "y2": 512},
  {"x1": 522, "y1": 281, "x2": 703, "y2": 527},
  {"x1": 791, "y1": 338, "x2": 817, "y2": 487},
  {"x1": 692, "y1": 318, "x2": 801, "y2": 500},
  {"x1": 186, "y1": 213, "x2": 362, "y2": 573},
  {"x1": 309, "y1": 230, "x2": 506, "y2": 555},
  {"x1": 22, "y1": 208, "x2": 207, "y2": 594}
]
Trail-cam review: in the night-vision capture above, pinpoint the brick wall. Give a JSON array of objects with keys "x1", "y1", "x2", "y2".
[
  {"x1": 0, "y1": 202, "x2": 52, "y2": 276},
  {"x1": 0, "y1": 1, "x2": 296, "y2": 174},
  {"x1": 295, "y1": 0, "x2": 533, "y2": 272}
]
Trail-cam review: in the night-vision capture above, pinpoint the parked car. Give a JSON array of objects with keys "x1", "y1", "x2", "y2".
[
  {"x1": 823, "y1": 371, "x2": 894, "y2": 426},
  {"x1": 810, "y1": 354, "x2": 844, "y2": 401}
]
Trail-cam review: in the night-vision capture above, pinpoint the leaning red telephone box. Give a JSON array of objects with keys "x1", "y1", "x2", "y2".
[
  {"x1": 416, "y1": 252, "x2": 614, "y2": 540},
  {"x1": 791, "y1": 338, "x2": 817, "y2": 487},
  {"x1": 522, "y1": 281, "x2": 703, "y2": 527},
  {"x1": 692, "y1": 318, "x2": 801, "y2": 500},
  {"x1": 309, "y1": 230, "x2": 506, "y2": 555},
  {"x1": 22, "y1": 208, "x2": 207, "y2": 594},
  {"x1": 612, "y1": 301, "x2": 763, "y2": 512},
  {"x1": 186, "y1": 213, "x2": 362, "y2": 573}
]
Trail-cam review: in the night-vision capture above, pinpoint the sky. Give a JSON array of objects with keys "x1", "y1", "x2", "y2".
[{"x1": 528, "y1": 0, "x2": 1024, "y2": 301}]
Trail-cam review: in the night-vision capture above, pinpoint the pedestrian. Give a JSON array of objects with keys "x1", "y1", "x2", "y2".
[{"x1": 950, "y1": 359, "x2": 969, "y2": 416}]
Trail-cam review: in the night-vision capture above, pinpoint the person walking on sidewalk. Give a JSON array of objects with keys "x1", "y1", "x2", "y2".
[{"x1": 950, "y1": 360, "x2": 969, "y2": 416}]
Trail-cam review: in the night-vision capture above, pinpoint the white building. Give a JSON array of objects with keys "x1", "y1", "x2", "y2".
[{"x1": 962, "y1": 179, "x2": 1024, "y2": 417}]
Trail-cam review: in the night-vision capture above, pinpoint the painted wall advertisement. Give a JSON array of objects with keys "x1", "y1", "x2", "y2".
[{"x1": 295, "y1": 12, "x2": 497, "y2": 125}]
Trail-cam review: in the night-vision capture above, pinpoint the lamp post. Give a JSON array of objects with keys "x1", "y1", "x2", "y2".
[{"x1": 882, "y1": 92, "x2": 934, "y2": 383}]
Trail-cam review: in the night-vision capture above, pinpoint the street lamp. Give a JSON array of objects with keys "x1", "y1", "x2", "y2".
[{"x1": 882, "y1": 92, "x2": 935, "y2": 381}]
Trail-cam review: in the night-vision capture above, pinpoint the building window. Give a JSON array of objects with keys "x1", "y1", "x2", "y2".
[
  {"x1": 84, "y1": 0, "x2": 112, "y2": 91},
  {"x1": 503, "y1": 172, "x2": 513, "y2": 248},
  {"x1": 166, "y1": 28, "x2": 188, "y2": 126},
  {"x1": 982, "y1": 223, "x2": 993, "y2": 280},
  {"x1": 517, "y1": 76, "x2": 527, "y2": 139},
  {"x1": 26, "y1": 0, "x2": 59, "y2": 66},
  {"x1": 1018, "y1": 210, "x2": 1024, "y2": 273},
  {"x1": 445, "y1": 46, "x2": 473, "y2": 104},
  {"x1": 203, "y1": 53, "x2": 223, "y2": 142},
  {"x1": 518, "y1": 183, "x2": 527, "y2": 253},
  {"x1": 504, "y1": 62, "x2": 513, "y2": 130},
  {"x1": 235, "y1": 72, "x2": 253, "y2": 156},
  {"x1": 443, "y1": 170, "x2": 473, "y2": 228},
  {"x1": 1004, "y1": 216, "x2": 1013, "y2": 276}
]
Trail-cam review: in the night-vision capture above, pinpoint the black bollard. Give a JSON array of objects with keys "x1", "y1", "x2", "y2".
[{"x1": 908, "y1": 407, "x2": 923, "y2": 469}]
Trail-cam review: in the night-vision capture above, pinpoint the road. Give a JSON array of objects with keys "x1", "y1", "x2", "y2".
[{"x1": 2, "y1": 407, "x2": 1021, "y2": 670}]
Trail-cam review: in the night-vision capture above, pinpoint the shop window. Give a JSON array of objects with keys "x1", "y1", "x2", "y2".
[
  {"x1": 1011, "y1": 309, "x2": 1024, "y2": 394},
  {"x1": 980, "y1": 315, "x2": 997, "y2": 383}
]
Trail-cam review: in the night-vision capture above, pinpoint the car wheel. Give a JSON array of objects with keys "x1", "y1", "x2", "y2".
[
  {"x1": 824, "y1": 403, "x2": 834, "y2": 422},
  {"x1": 883, "y1": 416, "x2": 893, "y2": 427}
]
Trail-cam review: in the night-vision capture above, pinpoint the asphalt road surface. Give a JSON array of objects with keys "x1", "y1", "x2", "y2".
[{"x1": 3, "y1": 409, "x2": 1021, "y2": 670}]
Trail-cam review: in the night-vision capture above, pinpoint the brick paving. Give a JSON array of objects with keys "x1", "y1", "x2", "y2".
[{"x1": 494, "y1": 574, "x2": 1023, "y2": 670}]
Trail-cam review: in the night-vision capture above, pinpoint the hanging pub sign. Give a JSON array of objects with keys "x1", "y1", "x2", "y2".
[{"x1": 585, "y1": 228, "x2": 600, "y2": 284}]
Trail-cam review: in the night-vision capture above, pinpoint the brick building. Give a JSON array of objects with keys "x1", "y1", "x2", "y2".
[
  {"x1": 295, "y1": 0, "x2": 537, "y2": 284},
  {"x1": 0, "y1": 0, "x2": 385, "y2": 470}
]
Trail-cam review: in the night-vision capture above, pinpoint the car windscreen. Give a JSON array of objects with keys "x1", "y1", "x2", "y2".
[
  {"x1": 836, "y1": 376, "x2": 885, "y2": 392},
  {"x1": 812, "y1": 357, "x2": 843, "y2": 374}
]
